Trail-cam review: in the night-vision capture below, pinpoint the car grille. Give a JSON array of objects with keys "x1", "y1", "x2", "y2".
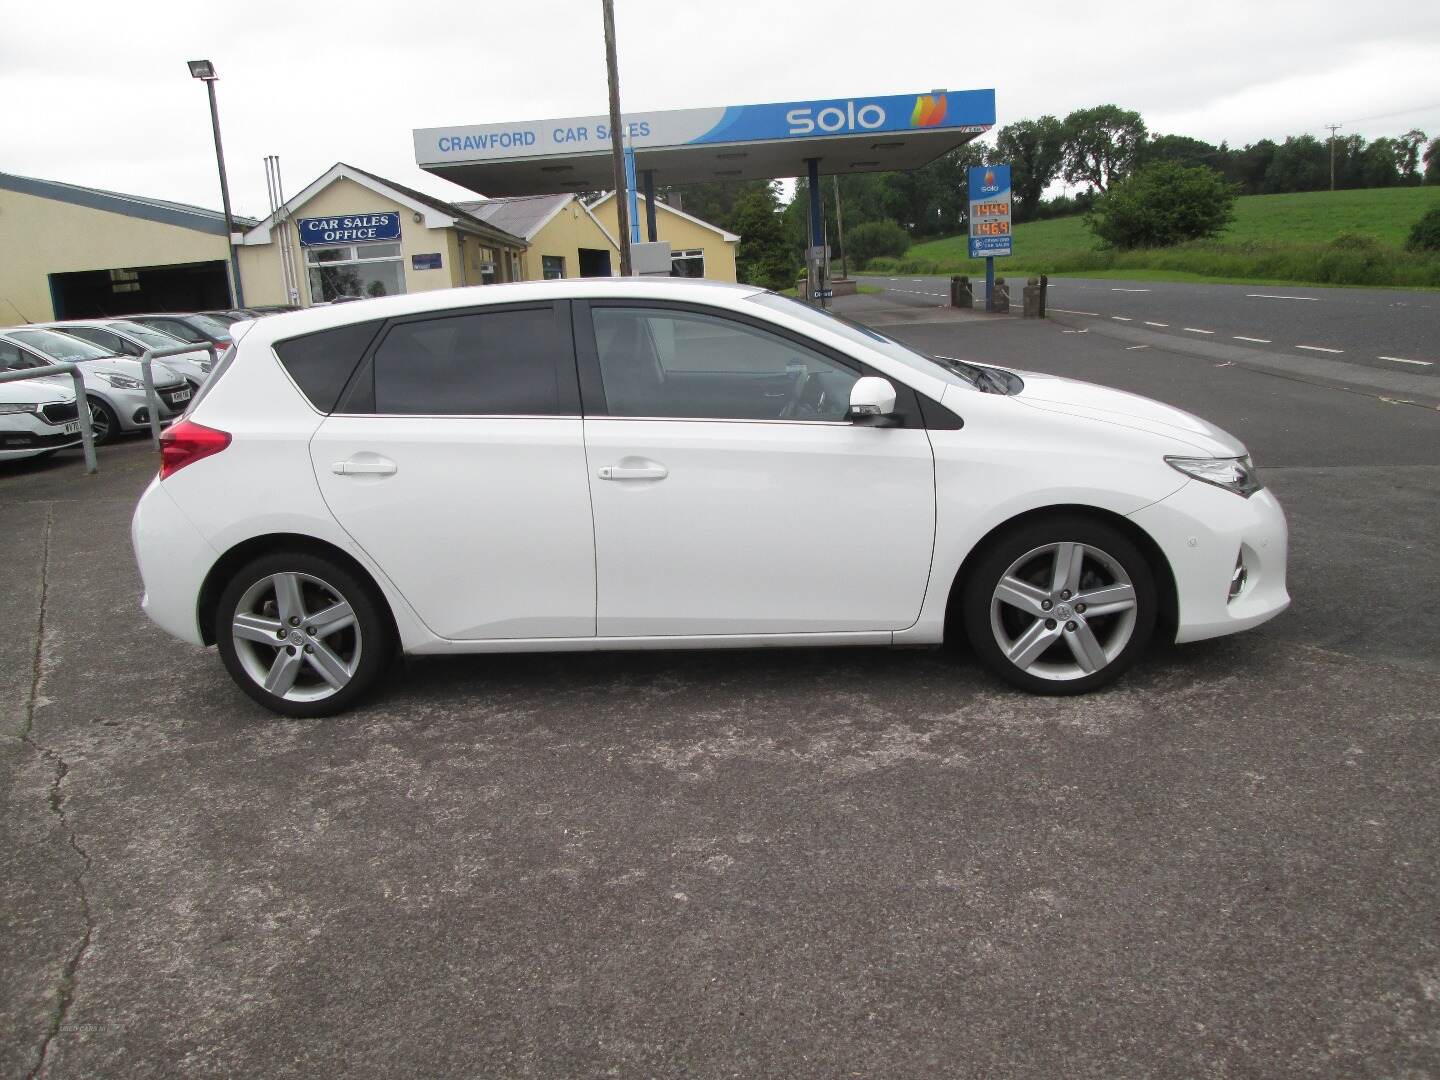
[{"x1": 40, "y1": 400, "x2": 79, "y2": 425}]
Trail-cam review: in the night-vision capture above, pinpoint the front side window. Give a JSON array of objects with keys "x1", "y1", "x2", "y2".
[
  {"x1": 0, "y1": 340, "x2": 45, "y2": 370},
  {"x1": 368, "y1": 306, "x2": 564, "y2": 416},
  {"x1": 305, "y1": 242, "x2": 405, "y2": 303},
  {"x1": 590, "y1": 307, "x2": 858, "y2": 421}
]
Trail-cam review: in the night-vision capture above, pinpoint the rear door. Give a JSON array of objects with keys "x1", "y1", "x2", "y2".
[{"x1": 308, "y1": 301, "x2": 596, "y2": 641}]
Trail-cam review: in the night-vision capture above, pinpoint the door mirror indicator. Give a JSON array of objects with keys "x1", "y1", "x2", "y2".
[{"x1": 847, "y1": 376, "x2": 897, "y2": 421}]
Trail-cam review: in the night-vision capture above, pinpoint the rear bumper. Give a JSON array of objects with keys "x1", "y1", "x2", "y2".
[
  {"x1": 1130, "y1": 480, "x2": 1290, "y2": 643},
  {"x1": 132, "y1": 476, "x2": 216, "y2": 645}
]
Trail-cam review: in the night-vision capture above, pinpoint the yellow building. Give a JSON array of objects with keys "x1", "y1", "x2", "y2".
[
  {"x1": 0, "y1": 163, "x2": 742, "y2": 324},
  {"x1": 238, "y1": 163, "x2": 528, "y2": 307},
  {"x1": 454, "y1": 194, "x2": 620, "y2": 280},
  {"x1": 0, "y1": 170, "x2": 241, "y2": 323},
  {"x1": 586, "y1": 192, "x2": 739, "y2": 282}
]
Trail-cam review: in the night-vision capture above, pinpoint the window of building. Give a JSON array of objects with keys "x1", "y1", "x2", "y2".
[
  {"x1": 670, "y1": 249, "x2": 705, "y2": 278},
  {"x1": 589, "y1": 306, "x2": 858, "y2": 421},
  {"x1": 479, "y1": 247, "x2": 498, "y2": 285},
  {"x1": 368, "y1": 306, "x2": 564, "y2": 415},
  {"x1": 305, "y1": 241, "x2": 405, "y2": 303},
  {"x1": 542, "y1": 255, "x2": 566, "y2": 280}
]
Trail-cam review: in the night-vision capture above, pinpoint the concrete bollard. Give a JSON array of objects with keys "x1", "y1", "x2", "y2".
[
  {"x1": 951, "y1": 275, "x2": 974, "y2": 308},
  {"x1": 1023, "y1": 277, "x2": 1041, "y2": 318},
  {"x1": 992, "y1": 277, "x2": 1010, "y2": 314}
]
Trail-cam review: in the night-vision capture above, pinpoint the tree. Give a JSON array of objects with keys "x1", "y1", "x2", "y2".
[
  {"x1": 1362, "y1": 138, "x2": 1400, "y2": 188},
  {"x1": 1396, "y1": 129, "x2": 1428, "y2": 183},
  {"x1": 995, "y1": 116, "x2": 1064, "y2": 221},
  {"x1": 1141, "y1": 134, "x2": 1223, "y2": 172},
  {"x1": 1426, "y1": 138, "x2": 1440, "y2": 184},
  {"x1": 729, "y1": 183, "x2": 795, "y2": 291},
  {"x1": 843, "y1": 221, "x2": 910, "y2": 267},
  {"x1": 1087, "y1": 162, "x2": 1236, "y2": 249},
  {"x1": 1405, "y1": 206, "x2": 1440, "y2": 252},
  {"x1": 1061, "y1": 105, "x2": 1147, "y2": 192},
  {"x1": 1263, "y1": 135, "x2": 1327, "y2": 193}
]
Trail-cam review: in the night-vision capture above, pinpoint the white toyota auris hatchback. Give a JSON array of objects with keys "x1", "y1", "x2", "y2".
[{"x1": 132, "y1": 279, "x2": 1289, "y2": 717}]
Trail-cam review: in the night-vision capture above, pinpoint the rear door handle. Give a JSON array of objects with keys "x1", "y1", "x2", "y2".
[
  {"x1": 597, "y1": 463, "x2": 668, "y2": 481},
  {"x1": 332, "y1": 459, "x2": 397, "y2": 476}
]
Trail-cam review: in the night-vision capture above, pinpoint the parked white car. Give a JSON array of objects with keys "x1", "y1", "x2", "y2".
[
  {"x1": 36, "y1": 319, "x2": 215, "y2": 389},
  {"x1": 0, "y1": 379, "x2": 82, "y2": 461},
  {"x1": 132, "y1": 279, "x2": 1289, "y2": 717},
  {"x1": 0, "y1": 328, "x2": 189, "y2": 443}
]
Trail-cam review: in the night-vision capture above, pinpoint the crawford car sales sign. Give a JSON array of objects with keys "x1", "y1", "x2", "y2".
[{"x1": 297, "y1": 211, "x2": 402, "y2": 247}]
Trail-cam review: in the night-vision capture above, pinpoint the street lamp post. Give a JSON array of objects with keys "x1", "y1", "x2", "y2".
[{"x1": 187, "y1": 60, "x2": 244, "y2": 307}]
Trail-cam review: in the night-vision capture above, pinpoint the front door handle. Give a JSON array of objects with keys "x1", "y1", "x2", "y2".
[
  {"x1": 597, "y1": 462, "x2": 668, "y2": 481},
  {"x1": 332, "y1": 459, "x2": 397, "y2": 476}
]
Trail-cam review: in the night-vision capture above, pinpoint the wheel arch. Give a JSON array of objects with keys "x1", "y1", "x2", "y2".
[
  {"x1": 943, "y1": 504, "x2": 1178, "y2": 645},
  {"x1": 197, "y1": 532, "x2": 400, "y2": 648}
]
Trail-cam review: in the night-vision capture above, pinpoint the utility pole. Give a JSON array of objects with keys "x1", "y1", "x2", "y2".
[
  {"x1": 832, "y1": 175, "x2": 847, "y2": 281},
  {"x1": 601, "y1": 0, "x2": 632, "y2": 275},
  {"x1": 1324, "y1": 123, "x2": 1342, "y2": 191},
  {"x1": 188, "y1": 60, "x2": 244, "y2": 306}
]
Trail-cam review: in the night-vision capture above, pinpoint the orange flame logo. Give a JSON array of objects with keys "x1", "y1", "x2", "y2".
[{"x1": 911, "y1": 94, "x2": 947, "y2": 127}]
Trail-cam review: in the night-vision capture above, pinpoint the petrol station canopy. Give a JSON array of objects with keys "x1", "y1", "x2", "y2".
[{"x1": 414, "y1": 89, "x2": 995, "y2": 197}]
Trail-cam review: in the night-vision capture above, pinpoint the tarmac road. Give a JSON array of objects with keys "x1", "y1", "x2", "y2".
[
  {"x1": 3, "y1": 300, "x2": 1438, "y2": 1078},
  {"x1": 857, "y1": 274, "x2": 1440, "y2": 378}
]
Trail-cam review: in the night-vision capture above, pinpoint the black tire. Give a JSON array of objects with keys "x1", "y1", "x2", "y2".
[
  {"x1": 85, "y1": 396, "x2": 118, "y2": 445},
  {"x1": 961, "y1": 515, "x2": 1157, "y2": 696},
  {"x1": 214, "y1": 550, "x2": 395, "y2": 718}
]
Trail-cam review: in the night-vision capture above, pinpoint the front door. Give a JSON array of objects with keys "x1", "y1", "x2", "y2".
[
  {"x1": 311, "y1": 301, "x2": 595, "y2": 641},
  {"x1": 579, "y1": 303, "x2": 935, "y2": 638}
]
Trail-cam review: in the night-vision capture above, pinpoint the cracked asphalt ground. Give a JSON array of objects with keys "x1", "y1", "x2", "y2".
[{"x1": 3, "y1": 303, "x2": 1439, "y2": 1078}]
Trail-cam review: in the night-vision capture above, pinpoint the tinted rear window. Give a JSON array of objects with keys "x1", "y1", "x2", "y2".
[
  {"x1": 273, "y1": 321, "x2": 382, "y2": 412},
  {"x1": 369, "y1": 306, "x2": 564, "y2": 416}
]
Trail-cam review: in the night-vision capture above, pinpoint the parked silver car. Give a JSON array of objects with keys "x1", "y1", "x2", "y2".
[
  {"x1": 0, "y1": 328, "x2": 188, "y2": 444},
  {"x1": 36, "y1": 319, "x2": 214, "y2": 389}
]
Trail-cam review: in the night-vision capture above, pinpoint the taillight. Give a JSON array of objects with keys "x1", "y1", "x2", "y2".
[{"x1": 159, "y1": 419, "x2": 230, "y2": 479}]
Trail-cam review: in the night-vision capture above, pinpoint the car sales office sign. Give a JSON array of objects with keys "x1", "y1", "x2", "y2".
[
  {"x1": 297, "y1": 211, "x2": 402, "y2": 247},
  {"x1": 967, "y1": 165, "x2": 1012, "y2": 258}
]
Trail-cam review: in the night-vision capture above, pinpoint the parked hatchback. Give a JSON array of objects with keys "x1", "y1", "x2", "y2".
[
  {"x1": 0, "y1": 328, "x2": 189, "y2": 443},
  {"x1": 36, "y1": 319, "x2": 214, "y2": 389},
  {"x1": 132, "y1": 280, "x2": 1289, "y2": 717}
]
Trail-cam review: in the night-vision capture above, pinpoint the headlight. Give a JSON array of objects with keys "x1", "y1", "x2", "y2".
[
  {"x1": 1165, "y1": 455, "x2": 1263, "y2": 498},
  {"x1": 0, "y1": 402, "x2": 39, "y2": 415},
  {"x1": 101, "y1": 373, "x2": 144, "y2": 389}
]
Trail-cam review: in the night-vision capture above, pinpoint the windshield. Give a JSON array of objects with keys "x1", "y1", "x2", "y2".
[
  {"x1": 7, "y1": 328, "x2": 115, "y2": 361},
  {"x1": 108, "y1": 320, "x2": 189, "y2": 348},
  {"x1": 747, "y1": 292, "x2": 1010, "y2": 393}
]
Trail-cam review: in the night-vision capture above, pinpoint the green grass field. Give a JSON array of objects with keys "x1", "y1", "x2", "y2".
[{"x1": 866, "y1": 187, "x2": 1440, "y2": 288}]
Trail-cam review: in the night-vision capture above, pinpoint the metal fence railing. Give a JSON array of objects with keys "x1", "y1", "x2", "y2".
[
  {"x1": 0, "y1": 362, "x2": 98, "y2": 474},
  {"x1": 138, "y1": 343, "x2": 219, "y2": 450}
]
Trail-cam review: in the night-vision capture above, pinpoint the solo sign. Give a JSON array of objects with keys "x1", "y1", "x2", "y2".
[
  {"x1": 967, "y1": 165, "x2": 1012, "y2": 259},
  {"x1": 297, "y1": 211, "x2": 402, "y2": 247}
]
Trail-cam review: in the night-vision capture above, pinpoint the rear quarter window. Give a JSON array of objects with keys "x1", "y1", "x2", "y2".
[{"x1": 272, "y1": 321, "x2": 383, "y2": 412}]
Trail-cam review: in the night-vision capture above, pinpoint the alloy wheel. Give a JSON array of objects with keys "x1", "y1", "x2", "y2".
[
  {"x1": 989, "y1": 542, "x2": 1139, "y2": 682},
  {"x1": 230, "y1": 571, "x2": 362, "y2": 702}
]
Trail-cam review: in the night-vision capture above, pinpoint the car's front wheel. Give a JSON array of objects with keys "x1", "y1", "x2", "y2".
[
  {"x1": 962, "y1": 516, "x2": 1157, "y2": 695},
  {"x1": 85, "y1": 396, "x2": 117, "y2": 445},
  {"x1": 215, "y1": 551, "x2": 393, "y2": 717}
]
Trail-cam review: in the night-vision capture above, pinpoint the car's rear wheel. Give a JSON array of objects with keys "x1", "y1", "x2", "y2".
[
  {"x1": 85, "y1": 396, "x2": 117, "y2": 445},
  {"x1": 962, "y1": 517, "x2": 1157, "y2": 695},
  {"x1": 215, "y1": 551, "x2": 393, "y2": 717}
]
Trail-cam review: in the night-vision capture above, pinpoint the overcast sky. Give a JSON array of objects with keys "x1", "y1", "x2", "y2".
[{"x1": 2, "y1": 0, "x2": 1437, "y2": 219}]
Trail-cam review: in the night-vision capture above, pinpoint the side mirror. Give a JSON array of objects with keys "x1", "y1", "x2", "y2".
[{"x1": 848, "y1": 376, "x2": 897, "y2": 421}]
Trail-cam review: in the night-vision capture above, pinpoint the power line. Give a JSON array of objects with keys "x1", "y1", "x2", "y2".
[{"x1": 1338, "y1": 102, "x2": 1440, "y2": 127}]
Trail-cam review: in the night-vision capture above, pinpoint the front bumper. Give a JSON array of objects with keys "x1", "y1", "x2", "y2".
[
  {"x1": 0, "y1": 413, "x2": 82, "y2": 457},
  {"x1": 1129, "y1": 479, "x2": 1290, "y2": 643}
]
